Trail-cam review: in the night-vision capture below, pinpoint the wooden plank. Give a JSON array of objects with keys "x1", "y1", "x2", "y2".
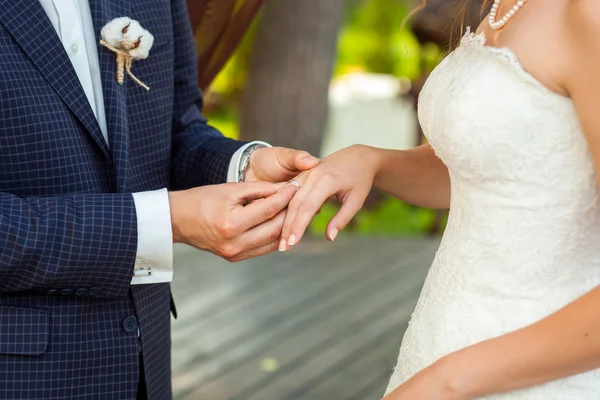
[
  {"x1": 172, "y1": 243, "x2": 368, "y2": 366},
  {"x1": 304, "y1": 332, "x2": 402, "y2": 400},
  {"x1": 281, "y1": 275, "x2": 427, "y2": 399},
  {"x1": 171, "y1": 238, "x2": 419, "y2": 385},
  {"x1": 238, "y1": 250, "x2": 432, "y2": 400},
  {"x1": 178, "y1": 240, "x2": 434, "y2": 400},
  {"x1": 171, "y1": 237, "x2": 440, "y2": 400},
  {"x1": 348, "y1": 369, "x2": 398, "y2": 400},
  {"x1": 171, "y1": 245, "x2": 300, "y2": 317},
  {"x1": 246, "y1": 299, "x2": 416, "y2": 400}
]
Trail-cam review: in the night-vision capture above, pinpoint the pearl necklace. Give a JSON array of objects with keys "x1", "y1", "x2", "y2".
[{"x1": 488, "y1": 0, "x2": 528, "y2": 30}]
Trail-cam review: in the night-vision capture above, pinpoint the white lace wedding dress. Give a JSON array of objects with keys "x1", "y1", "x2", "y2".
[{"x1": 384, "y1": 29, "x2": 600, "y2": 399}]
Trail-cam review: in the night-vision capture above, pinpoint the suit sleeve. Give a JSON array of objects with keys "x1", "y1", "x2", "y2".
[
  {"x1": 169, "y1": 0, "x2": 247, "y2": 190},
  {"x1": 0, "y1": 192, "x2": 137, "y2": 297}
]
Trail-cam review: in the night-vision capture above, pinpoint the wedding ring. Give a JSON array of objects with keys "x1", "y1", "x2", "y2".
[{"x1": 288, "y1": 179, "x2": 301, "y2": 188}]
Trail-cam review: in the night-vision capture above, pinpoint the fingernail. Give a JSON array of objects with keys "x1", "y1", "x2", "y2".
[
  {"x1": 303, "y1": 155, "x2": 319, "y2": 164},
  {"x1": 329, "y1": 229, "x2": 338, "y2": 242},
  {"x1": 288, "y1": 234, "x2": 296, "y2": 246},
  {"x1": 279, "y1": 238, "x2": 287, "y2": 252}
]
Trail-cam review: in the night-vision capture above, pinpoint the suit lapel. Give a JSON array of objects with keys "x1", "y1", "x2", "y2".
[
  {"x1": 89, "y1": 0, "x2": 131, "y2": 193},
  {"x1": 0, "y1": 0, "x2": 111, "y2": 160}
]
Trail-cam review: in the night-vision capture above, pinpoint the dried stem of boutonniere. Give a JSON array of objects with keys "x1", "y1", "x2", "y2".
[{"x1": 100, "y1": 18, "x2": 154, "y2": 91}]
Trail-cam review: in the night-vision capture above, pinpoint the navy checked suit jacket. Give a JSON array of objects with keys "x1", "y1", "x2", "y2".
[{"x1": 0, "y1": 0, "x2": 245, "y2": 398}]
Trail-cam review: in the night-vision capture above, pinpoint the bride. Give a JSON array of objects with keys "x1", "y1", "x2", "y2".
[{"x1": 277, "y1": 0, "x2": 600, "y2": 398}]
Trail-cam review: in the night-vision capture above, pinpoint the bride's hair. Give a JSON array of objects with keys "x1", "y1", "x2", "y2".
[
  {"x1": 456, "y1": 1, "x2": 491, "y2": 33},
  {"x1": 406, "y1": 0, "x2": 492, "y2": 47}
]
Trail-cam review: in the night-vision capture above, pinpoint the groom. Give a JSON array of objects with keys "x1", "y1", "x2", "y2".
[{"x1": 0, "y1": 0, "x2": 316, "y2": 399}]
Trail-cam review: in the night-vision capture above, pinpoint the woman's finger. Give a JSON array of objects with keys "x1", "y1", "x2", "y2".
[
  {"x1": 279, "y1": 181, "x2": 312, "y2": 251},
  {"x1": 326, "y1": 191, "x2": 367, "y2": 241},
  {"x1": 285, "y1": 177, "x2": 339, "y2": 249}
]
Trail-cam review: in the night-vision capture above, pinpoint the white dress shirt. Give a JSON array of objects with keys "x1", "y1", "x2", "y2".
[{"x1": 39, "y1": 0, "x2": 266, "y2": 284}]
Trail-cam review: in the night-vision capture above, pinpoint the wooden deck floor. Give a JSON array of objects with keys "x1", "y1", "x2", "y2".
[{"x1": 170, "y1": 237, "x2": 440, "y2": 400}]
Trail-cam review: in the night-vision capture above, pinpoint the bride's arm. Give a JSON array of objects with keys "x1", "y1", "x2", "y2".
[
  {"x1": 278, "y1": 144, "x2": 449, "y2": 250},
  {"x1": 434, "y1": 287, "x2": 600, "y2": 398},
  {"x1": 385, "y1": 3, "x2": 600, "y2": 399},
  {"x1": 373, "y1": 144, "x2": 450, "y2": 209}
]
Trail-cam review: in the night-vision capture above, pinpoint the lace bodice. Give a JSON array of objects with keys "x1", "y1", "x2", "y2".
[{"x1": 385, "y1": 30, "x2": 600, "y2": 399}]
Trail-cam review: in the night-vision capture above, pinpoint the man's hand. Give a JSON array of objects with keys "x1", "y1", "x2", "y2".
[
  {"x1": 168, "y1": 182, "x2": 299, "y2": 262},
  {"x1": 244, "y1": 147, "x2": 320, "y2": 183}
]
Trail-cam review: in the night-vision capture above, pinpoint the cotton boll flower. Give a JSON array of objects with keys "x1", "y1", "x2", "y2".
[
  {"x1": 120, "y1": 20, "x2": 154, "y2": 59},
  {"x1": 99, "y1": 17, "x2": 153, "y2": 90},
  {"x1": 128, "y1": 30, "x2": 154, "y2": 60},
  {"x1": 121, "y1": 20, "x2": 144, "y2": 48},
  {"x1": 100, "y1": 17, "x2": 132, "y2": 48}
]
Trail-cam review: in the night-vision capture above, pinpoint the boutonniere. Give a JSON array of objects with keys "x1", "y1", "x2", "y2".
[{"x1": 100, "y1": 17, "x2": 154, "y2": 91}]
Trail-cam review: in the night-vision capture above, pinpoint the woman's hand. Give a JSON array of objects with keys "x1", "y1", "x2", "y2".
[
  {"x1": 382, "y1": 360, "x2": 469, "y2": 400},
  {"x1": 279, "y1": 144, "x2": 381, "y2": 250}
]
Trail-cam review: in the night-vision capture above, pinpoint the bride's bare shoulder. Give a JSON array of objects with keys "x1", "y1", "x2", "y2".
[
  {"x1": 567, "y1": 0, "x2": 600, "y2": 43},
  {"x1": 563, "y1": 0, "x2": 600, "y2": 85},
  {"x1": 569, "y1": 0, "x2": 600, "y2": 16},
  {"x1": 563, "y1": 0, "x2": 600, "y2": 158}
]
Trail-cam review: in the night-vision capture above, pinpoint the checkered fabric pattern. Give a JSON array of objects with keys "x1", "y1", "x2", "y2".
[{"x1": 0, "y1": 0, "x2": 244, "y2": 398}]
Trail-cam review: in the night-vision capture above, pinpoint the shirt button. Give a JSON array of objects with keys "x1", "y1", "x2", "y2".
[
  {"x1": 89, "y1": 287, "x2": 102, "y2": 296},
  {"x1": 60, "y1": 288, "x2": 74, "y2": 296},
  {"x1": 123, "y1": 316, "x2": 138, "y2": 334},
  {"x1": 47, "y1": 289, "x2": 60, "y2": 295},
  {"x1": 75, "y1": 288, "x2": 89, "y2": 296},
  {"x1": 70, "y1": 43, "x2": 79, "y2": 54}
]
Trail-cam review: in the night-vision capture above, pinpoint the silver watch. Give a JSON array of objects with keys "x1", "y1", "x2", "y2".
[{"x1": 238, "y1": 143, "x2": 268, "y2": 182}]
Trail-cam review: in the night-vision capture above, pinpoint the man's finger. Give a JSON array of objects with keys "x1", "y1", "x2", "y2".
[
  {"x1": 227, "y1": 240, "x2": 281, "y2": 263},
  {"x1": 236, "y1": 209, "x2": 287, "y2": 251},
  {"x1": 234, "y1": 181, "x2": 286, "y2": 204},
  {"x1": 238, "y1": 183, "x2": 298, "y2": 231},
  {"x1": 278, "y1": 148, "x2": 319, "y2": 172},
  {"x1": 294, "y1": 151, "x2": 320, "y2": 171}
]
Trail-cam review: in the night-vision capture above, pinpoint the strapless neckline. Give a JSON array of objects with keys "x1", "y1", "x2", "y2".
[{"x1": 459, "y1": 28, "x2": 570, "y2": 101}]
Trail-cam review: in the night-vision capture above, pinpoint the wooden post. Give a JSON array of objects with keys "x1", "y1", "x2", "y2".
[
  {"x1": 239, "y1": 0, "x2": 345, "y2": 156},
  {"x1": 186, "y1": 0, "x2": 264, "y2": 92}
]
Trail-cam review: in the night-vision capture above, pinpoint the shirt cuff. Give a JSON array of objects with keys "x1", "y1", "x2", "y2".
[
  {"x1": 131, "y1": 188, "x2": 173, "y2": 285},
  {"x1": 227, "y1": 141, "x2": 272, "y2": 183}
]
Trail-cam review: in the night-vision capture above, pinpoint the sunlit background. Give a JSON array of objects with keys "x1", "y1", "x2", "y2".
[
  {"x1": 171, "y1": 1, "x2": 487, "y2": 399},
  {"x1": 201, "y1": 0, "x2": 462, "y2": 237}
]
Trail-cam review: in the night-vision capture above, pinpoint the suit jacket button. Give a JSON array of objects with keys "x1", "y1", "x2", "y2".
[
  {"x1": 123, "y1": 316, "x2": 138, "y2": 334},
  {"x1": 75, "y1": 288, "x2": 89, "y2": 296},
  {"x1": 47, "y1": 289, "x2": 60, "y2": 295},
  {"x1": 60, "y1": 288, "x2": 74, "y2": 296},
  {"x1": 89, "y1": 287, "x2": 102, "y2": 296}
]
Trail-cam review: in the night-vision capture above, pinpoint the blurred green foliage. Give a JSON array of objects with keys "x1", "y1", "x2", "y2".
[
  {"x1": 309, "y1": 197, "x2": 439, "y2": 237},
  {"x1": 337, "y1": 0, "x2": 419, "y2": 78},
  {"x1": 205, "y1": 0, "x2": 447, "y2": 236},
  {"x1": 205, "y1": 106, "x2": 239, "y2": 140}
]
